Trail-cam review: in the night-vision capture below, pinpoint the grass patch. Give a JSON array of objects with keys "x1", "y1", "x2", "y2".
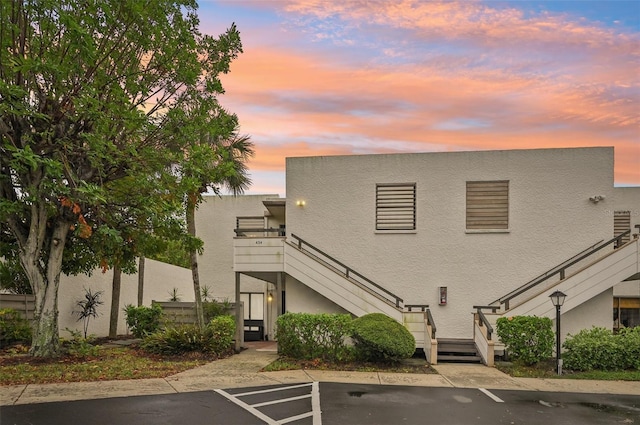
[
  {"x1": 0, "y1": 345, "x2": 223, "y2": 386},
  {"x1": 262, "y1": 356, "x2": 436, "y2": 374},
  {"x1": 496, "y1": 359, "x2": 640, "y2": 381}
]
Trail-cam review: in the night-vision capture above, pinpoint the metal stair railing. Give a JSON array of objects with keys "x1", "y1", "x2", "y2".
[
  {"x1": 490, "y1": 230, "x2": 631, "y2": 311},
  {"x1": 290, "y1": 233, "x2": 404, "y2": 308}
]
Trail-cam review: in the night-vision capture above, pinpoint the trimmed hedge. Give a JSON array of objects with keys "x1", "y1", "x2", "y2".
[
  {"x1": 563, "y1": 326, "x2": 640, "y2": 371},
  {"x1": 351, "y1": 313, "x2": 415, "y2": 363},
  {"x1": 276, "y1": 313, "x2": 353, "y2": 362},
  {"x1": 496, "y1": 316, "x2": 554, "y2": 365}
]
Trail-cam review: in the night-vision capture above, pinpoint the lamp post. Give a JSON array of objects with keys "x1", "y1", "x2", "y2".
[{"x1": 549, "y1": 290, "x2": 567, "y2": 375}]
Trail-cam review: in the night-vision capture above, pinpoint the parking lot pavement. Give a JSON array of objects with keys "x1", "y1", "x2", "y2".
[{"x1": 2, "y1": 382, "x2": 639, "y2": 425}]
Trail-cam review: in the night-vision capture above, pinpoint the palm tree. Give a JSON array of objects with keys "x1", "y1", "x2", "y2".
[{"x1": 186, "y1": 130, "x2": 254, "y2": 328}]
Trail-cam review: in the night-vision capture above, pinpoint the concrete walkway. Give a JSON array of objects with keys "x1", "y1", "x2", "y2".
[{"x1": 2, "y1": 341, "x2": 640, "y2": 406}]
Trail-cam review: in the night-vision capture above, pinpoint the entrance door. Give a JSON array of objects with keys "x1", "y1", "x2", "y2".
[{"x1": 240, "y1": 292, "x2": 264, "y2": 341}]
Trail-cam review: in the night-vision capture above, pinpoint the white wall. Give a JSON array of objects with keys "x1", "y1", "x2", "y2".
[
  {"x1": 285, "y1": 276, "x2": 350, "y2": 315},
  {"x1": 196, "y1": 194, "x2": 283, "y2": 300},
  {"x1": 612, "y1": 186, "x2": 640, "y2": 298},
  {"x1": 59, "y1": 259, "x2": 192, "y2": 337},
  {"x1": 561, "y1": 289, "x2": 613, "y2": 341},
  {"x1": 285, "y1": 147, "x2": 615, "y2": 338}
]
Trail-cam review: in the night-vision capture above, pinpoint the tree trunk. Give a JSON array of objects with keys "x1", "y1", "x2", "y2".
[
  {"x1": 19, "y1": 218, "x2": 70, "y2": 357},
  {"x1": 187, "y1": 194, "x2": 204, "y2": 329},
  {"x1": 137, "y1": 256, "x2": 145, "y2": 306},
  {"x1": 109, "y1": 264, "x2": 122, "y2": 338}
]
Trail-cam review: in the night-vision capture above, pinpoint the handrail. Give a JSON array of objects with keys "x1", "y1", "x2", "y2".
[
  {"x1": 290, "y1": 233, "x2": 404, "y2": 308},
  {"x1": 473, "y1": 305, "x2": 500, "y2": 313},
  {"x1": 405, "y1": 304, "x2": 430, "y2": 312},
  {"x1": 234, "y1": 228, "x2": 285, "y2": 236},
  {"x1": 496, "y1": 230, "x2": 631, "y2": 310},
  {"x1": 475, "y1": 308, "x2": 493, "y2": 340},
  {"x1": 426, "y1": 308, "x2": 437, "y2": 340}
]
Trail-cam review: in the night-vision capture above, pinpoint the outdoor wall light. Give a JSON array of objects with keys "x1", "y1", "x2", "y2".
[
  {"x1": 589, "y1": 195, "x2": 605, "y2": 203},
  {"x1": 267, "y1": 293, "x2": 273, "y2": 302},
  {"x1": 296, "y1": 200, "x2": 306, "y2": 207},
  {"x1": 549, "y1": 290, "x2": 567, "y2": 375}
]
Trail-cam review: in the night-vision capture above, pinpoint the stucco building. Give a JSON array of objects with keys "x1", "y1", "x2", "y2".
[{"x1": 196, "y1": 146, "x2": 639, "y2": 364}]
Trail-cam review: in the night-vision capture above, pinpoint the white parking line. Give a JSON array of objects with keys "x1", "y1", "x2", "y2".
[
  {"x1": 479, "y1": 388, "x2": 504, "y2": 403},
  {"x1": 215, "y1": 382, "x2": 322, "y2": 425}
]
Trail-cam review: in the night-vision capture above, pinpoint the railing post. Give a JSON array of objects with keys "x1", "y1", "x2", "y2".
[{"x1": 560, "y1": 269, "x2": 565, "y2": 280}]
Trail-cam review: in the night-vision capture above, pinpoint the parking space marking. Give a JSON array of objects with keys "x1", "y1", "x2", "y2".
[
  {"x1": 214, "y1": 388, "x2": 278, "y2": 425},
  {"x1": 215, "y1": 382, "x2": 322, "y2": 425},
  {"x1": 479, "y1": 388, "x2": 504, "y2": 403}
]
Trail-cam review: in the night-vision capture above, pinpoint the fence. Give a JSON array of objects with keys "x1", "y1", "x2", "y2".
[
  {"x1": 152, "y1": 301, "x2": 236, "y2": 325},
  {"x1": 0, "y1": 293, "x2": 35, "y2": 320}
]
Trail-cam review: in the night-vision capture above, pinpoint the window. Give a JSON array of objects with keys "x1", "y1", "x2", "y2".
[
  {"x1": 376, "y1": 183, "x2": 416, "y2": 231},
  {"x1": 466, "y1": 180, "x2": 509, "y2": 230},
  {"x1": 614, "y1": 211, "x2": 631, "y2": 246}
]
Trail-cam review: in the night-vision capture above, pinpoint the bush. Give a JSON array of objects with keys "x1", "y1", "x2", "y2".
[
  {"x1": 563, "y1": 327, "x2": 633, "y2": 371},
  {"x1": 63, "y1": 328, "x2": 100, "y2": 357},
  {"x1": 141, "y1": 316, "x2": 235, "y2": 355},
  {"x1": 207, "y1": 315, "x2": 236, "y2": 354},
  {"x1": 351, "y1": 313, "x2": 415, "y2": 363},
  {"x1": 203, "y1": 300, "x2": 233, "y2": 322},
  {"x1": 496, "y1": 316, "x2": 554, "y2": 365},
  {"x1": 124, "y1": 304, "x2": 163, "y2": 338},
  {"x1": 276, "y1": 313, "x2": 354, "y2": 362},
  {"x1": 0, "y1": 308, "x2": 32, "y2": 347},
  {"x1": 619, "y1": 327, "x2": 640, "y2": 370}
]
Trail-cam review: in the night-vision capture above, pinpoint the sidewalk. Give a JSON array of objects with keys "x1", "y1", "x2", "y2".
[{"x1": 2, "y1": 341, "x2": 640, "y2": 406}]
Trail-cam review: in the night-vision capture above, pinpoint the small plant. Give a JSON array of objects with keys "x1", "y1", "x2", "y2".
[
  {"x1": 351, "y1": 313, "x2": 415, "y2": 363},
  {"x1": 0, "y1": 308, "x2": 32, "y2": 347},
  {"x1": 496, "y1": 316, "x2": 553, "y2": 366},
  {"x1": 73, "y1": 288, "x2": 104, "y2": 338},
  {"x1": 64, "y1": 328, "x2": 100, "y2": 357},
  {"x1": 168, "y1": 287, "x2": 181, "y2": 302},
  {"x1": 124, "y1": 304, "x2": 163, "y2": 338},
  {"x1": 200, "y1": 285, "x2": 213, "y2": 302}
]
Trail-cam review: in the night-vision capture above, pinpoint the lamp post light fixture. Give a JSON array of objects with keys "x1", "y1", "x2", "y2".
[{"x1": 549, "y1": 290, "x2": 567, "y2": 375}]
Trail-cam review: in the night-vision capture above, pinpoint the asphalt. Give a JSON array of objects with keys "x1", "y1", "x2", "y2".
[{"x1": 2, "y1": 341, "x2": 640, "y2": 406}]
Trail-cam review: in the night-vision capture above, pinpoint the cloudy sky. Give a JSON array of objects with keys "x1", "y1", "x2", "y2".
[{"x1": 198, "y1": 0, "x2": 639, "y2": 195}]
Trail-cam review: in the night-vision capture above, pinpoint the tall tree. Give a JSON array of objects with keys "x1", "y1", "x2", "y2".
[
  {"x1": 181, "y1": 129, "x2": 253, "y2": 328},
  {"x1": 0, "y1": 0, "x2": 242, "y2": 357}
]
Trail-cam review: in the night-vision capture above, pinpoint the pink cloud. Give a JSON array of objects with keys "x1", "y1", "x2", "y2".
[{"x1": 205, "y1": 1, "x2": 639, "y2": 188}]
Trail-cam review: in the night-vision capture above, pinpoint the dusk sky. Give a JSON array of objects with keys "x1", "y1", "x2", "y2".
[{"x1": 198, "y1": 1, "x2": 639, "y2": 195}]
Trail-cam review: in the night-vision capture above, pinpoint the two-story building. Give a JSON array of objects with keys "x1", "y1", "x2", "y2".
[{"x1": 196, "y1": 146, "x2": 639, "y2": 364}]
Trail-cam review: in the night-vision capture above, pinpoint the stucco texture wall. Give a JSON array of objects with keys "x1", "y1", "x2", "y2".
[
  {"x1": 59, "y1": 259, "x2": 192, "y2": 337},
  {"x1": 196, "y1": 194, "x2": 282, "y2": 300},
  {"x1": 285, "y1": 147, "x2": 616, "y2": 338}
]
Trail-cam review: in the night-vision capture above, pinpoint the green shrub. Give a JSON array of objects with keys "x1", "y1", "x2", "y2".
[
  {"x1": 619, "y1": 327, "x2": 640, "y2": 370},
  {"x1": 124, "y1": 304, "x2": 163, "y2": 338},
  {"x1": 141, "y1": 316, "x2": 235, "y2": 355},
  {"x1": 203, "y1": 300, "x2": 233, "y2": 322},
  {"x1": 276, "y1": 313, "x2": 354, "y2": 362},
  {"x1": 63, "y1": 328, "x2": 100, "y2": 357},
  {"x1": 496, "y1": 316, "x2": 554, "y2": 365},
  {"x1": 563, "y1": 327, "x2": 629, "y2": 371},
  {"x1": 0, "y1": 308, "x2": 32, "y2": 347},
  {"x1": 207, "y1": 315, "x2": 236, "y2": 354},
  {"x1": 351, "y1": 313, "x2": 415, "y2": 363}
]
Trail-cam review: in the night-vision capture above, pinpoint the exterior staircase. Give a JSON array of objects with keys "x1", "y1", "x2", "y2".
[{"x1": 437, "y1": 338, "x2": 482, "y2": 363}]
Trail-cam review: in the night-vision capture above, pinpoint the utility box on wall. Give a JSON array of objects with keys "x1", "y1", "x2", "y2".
[{"x1": 439, "y1": 286, "x2": 447, "y2": 305}]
